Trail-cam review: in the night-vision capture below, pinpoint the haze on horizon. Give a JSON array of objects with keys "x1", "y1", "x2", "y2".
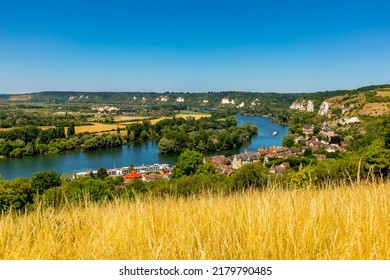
[{"x1": 1, "y1": 0, "x2": 389, "y2": 94}]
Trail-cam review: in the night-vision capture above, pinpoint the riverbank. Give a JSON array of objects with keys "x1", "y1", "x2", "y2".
[{"x1": 0, "y1": 115, "x2": 288, "y2": 179}]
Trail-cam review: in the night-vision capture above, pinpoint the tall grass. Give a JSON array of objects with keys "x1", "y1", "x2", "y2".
[{"x1": 0, "y1": 180, "x2": 389, "y2": 260}]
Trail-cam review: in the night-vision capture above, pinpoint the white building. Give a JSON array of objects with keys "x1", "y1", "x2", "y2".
[{"x1": 75, "y1": 164, "x2": 170, "y2": 178}]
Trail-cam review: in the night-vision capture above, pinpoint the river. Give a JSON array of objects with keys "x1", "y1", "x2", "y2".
[{"x1": 0, "y1": 115, "x2": 288, "y2": 179}]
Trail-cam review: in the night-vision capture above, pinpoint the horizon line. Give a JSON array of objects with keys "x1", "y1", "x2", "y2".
[{"x1": 2, "y1": 83, "x2": 389, "y2": 96}]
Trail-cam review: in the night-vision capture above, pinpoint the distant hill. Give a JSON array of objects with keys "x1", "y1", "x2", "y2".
[
  {"x1": 287, "y1": 85, "x2": 390, "y2": 133},
  {"x1": 0, "y1": 88, "x2": 364, "y2": 108},
  {"x1": 1, "y1": 85, "x2": 389, "y2": 119}
]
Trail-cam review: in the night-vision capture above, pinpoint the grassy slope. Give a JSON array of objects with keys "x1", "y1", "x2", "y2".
[{"x1": 1, "y1": 180, "x2": 389, "y2": 260}]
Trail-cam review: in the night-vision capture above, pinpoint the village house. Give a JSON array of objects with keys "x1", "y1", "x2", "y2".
[
  {"x1": 92, "y1": 106, "x2": 119, "y2": 114},
  {"x1": 124, "y1": 171, "x2": 142, "y2": 181},
  {"x1": 203, "y1": 155, "x2": 233, "y2": 175},
  {"x1": 305, "y1": 137, "x2": 321, "y2": 151},
  {"x1": 74, "y1": 164, "x2": 170, "y2": 179},
  {"x1": 326, "y1": 145, "x2": 337, "y2": 153},
  {"x1": 232, "y1": 151, "x2": 258, "y2": 169},
  {"x1": 133, "y1": 164, "x2": 170, "y2": 174},
  {"x1": 261, "y1": 146, "x2": 288, "y2": 162},
  {"x1": 320, "y1": 122, "x2": 335, "y2": 138},
  {"x1": 270, "y1": 162, "x2": 290, "y2": 174},
  {"x1": 308, "y1": 136, "x2": 319, "y2": 143},
  {"x1": 204, "y1": 155, "x2": 230, "y2": 165},
  {"x1": 294, "y1": 135, "x2": 307, "y2": 144},
  {"x1": 290, "y1": 147, "x2": 304, "y2": 155},
  {"x1": 272, "y1": 150, "x2": 292, "y2": 159},
  {"x1": 268, "y1": 146, "x2": 289, "y2": 154},
  {"x1": 159, "y1": 96, "x2": 169, "y2": 102},
  {"x1": 141, "y1": 173, "x2": 170, "y2": 182},
  {"x1": 107, "y1": 168, "x2": 126, "y2": 176},
  {"x1": 313, "y1": 154, "x2": 328, "y2": 161},
  {"x1": 340, "y1": 141, "x2": 349, "y2": 149},
  {"x1": 302, "y1": 125, "x2": 314, "y2": 135},
  {"x1": 259, "y1": 146, "x2": 304, "y2": 163},
  {"x1": 258, "y1": 146, "x2": 270, "y2": 156}
]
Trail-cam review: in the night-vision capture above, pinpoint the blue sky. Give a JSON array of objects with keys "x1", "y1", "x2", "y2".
[{"x1": 1, "y1": 0, "x2": 389, "y2": 93}]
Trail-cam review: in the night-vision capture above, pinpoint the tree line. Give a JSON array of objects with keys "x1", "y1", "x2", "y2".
[
  {"x1": 126, "y1": 115, "x2": 258, "y2": 153},
  {"x1": 0, "y1": 110, "x2": 88, "y2": 128},
  {"x1": 0, "y1": 125, "x2": 123, "y2": 158}
]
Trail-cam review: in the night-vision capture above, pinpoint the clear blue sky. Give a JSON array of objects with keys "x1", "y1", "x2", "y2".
[{"x1": 1, "y1": 0, "x2": 389, "y2": 93}]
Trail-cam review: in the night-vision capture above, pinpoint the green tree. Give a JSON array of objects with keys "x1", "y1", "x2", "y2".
[
  {"x1": 96, "y1": 167, "x2": 108, "y2": 179},
  {"x1": 158, "y1": 137, "x2": 178, "y2": 153},
  {"x1": 282, "y1": 134, "x2": 295, "y2": 148},
  {"x1": 196, "y1": 162, "x2": 217, "y2": 175},
  {"x1": 172, "y1": 149, "x2": 204, "y2": 178},
  {"x1": 140, "y1": 130, "x2": 148, "y2": 140},
  {"x1": 384, "y1": 119, "x2": 390, "y2": 149},
  {"x1": 363, "y1": 139, "x2": 390, "y2": 176},
  {"x1": 315, "y1": 152, "x2": 364, "y2": 183},
  {"x1": 231, "y1": 162, "x2": 268, "y2": 189},
  {"x1": 304, "y1": 147, "x2": 313, "y2": 157},
  {"x1": 58, "y1": 177, "x2": 114, "y2": 203},
  {"x1": 285, "y1": 164, "x2": 317, "y2": 188},
  {"x1": 67, "y1": 123, "x2": 75, "y2": 137},
  {"x1": 30, "y1": 170, "x2": 61, "y2": 195},
  {"x1": 0, "y1": 140, "x2": 12, "y2": 157},
  {"x1": 0, "y1": 178, "x2": 34, "y2": 212}
]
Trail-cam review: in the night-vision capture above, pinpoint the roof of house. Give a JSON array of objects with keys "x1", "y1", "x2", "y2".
[
  {"x1": 204, "y1": 155, "x2": 231, "y2": 165},
  {"x1": 270, "y1": 162, "x2": 290, "y2": 173},
  {"x1": 290, "y1": 147, "x2": 303, "y2": 154},
  {"x1": 313, "y1": 154, "x2": 327, "y2": 160},
  {"x1": 235, "y1": 151, "x2": 258, "y2": 161},
  {"x1": 302, "y1": 124, "x2": 314, "y2": 130},
  {"x1": 124, "y1": 171, "x2": 142, "y2": 180}
]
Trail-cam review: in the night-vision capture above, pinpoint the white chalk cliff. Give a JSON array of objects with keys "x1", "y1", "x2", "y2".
[{"x1": 318, "y1": 101, "x2": 330, "y2": 116}]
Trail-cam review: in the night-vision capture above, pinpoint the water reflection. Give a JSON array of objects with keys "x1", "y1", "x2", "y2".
[{"x1": 0, "y1": 115, "x2": 287, "y2": 179}]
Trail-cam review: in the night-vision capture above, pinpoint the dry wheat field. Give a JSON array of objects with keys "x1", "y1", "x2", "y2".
[{"x1": 0, "y1": 181, "x2": 389, "y2": 260}]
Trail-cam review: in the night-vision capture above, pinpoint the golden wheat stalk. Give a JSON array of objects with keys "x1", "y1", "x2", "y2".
[{"x1": 0, "y1": 180, "x2": 389, "y2": 260}]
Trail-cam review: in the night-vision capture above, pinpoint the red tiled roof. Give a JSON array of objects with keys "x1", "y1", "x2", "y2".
[{"x1": 124, "y1": 171, "x2": 142, "y2": 180}]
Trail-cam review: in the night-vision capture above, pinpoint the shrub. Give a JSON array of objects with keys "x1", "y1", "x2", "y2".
[
  {"x1": 30, "y1": 170, "x2": 61, "y2": 195},
  {"x1": 230, "y1": 162, "x2": 268, "y2": 189},
  {"x1": 0, "y1": 178, "x2": 34, "y2": 212}
]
